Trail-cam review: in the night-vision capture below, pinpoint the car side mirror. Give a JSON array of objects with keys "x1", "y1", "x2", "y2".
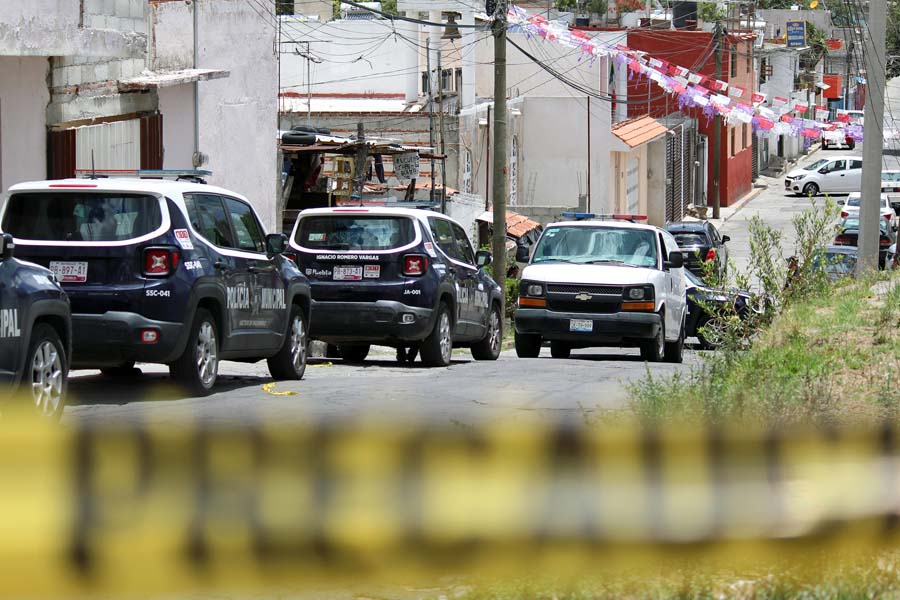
[
  {"x1": 0, "y1": 234, "x2": 13, "y2": 261},
  {"x1": 819, "y1": 168, "x2": 829, "y2": 174},
  {"x1": 475, "y1": 250, "x2": 492, "y2": 268},
  {"x1": 266, "y1": 233, "x2": 288, "y2": 256},
  {"x1": 664, "y1": 251, "x2": 684, "y2": 270},
  {"x1": 515, "y1": 245, "x2": 530, "y2": 262},
  {"x1": 721, "y1": 235, "x2": 730, "y2": 243}
]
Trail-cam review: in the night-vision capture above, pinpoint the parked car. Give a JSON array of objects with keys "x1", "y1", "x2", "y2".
[
  {"x1": 821, "y1": 126, "x2": 856, "y2": 150},
  {"x1": 810, "y1": 245, "x2": 858, "y2": 282},
  {"x1": 288, "y1": 207, "x2": 503, "y2": 367},
  {"x1": 0, "y1": 233, "x2": 71, "y2": 418},
  {"x1": 665, "y1": 221, "x2": 729, "y2": 280},
  {"x1": 513, "y1": 215, "x2": 687, "y2": 363},
  {"x1": 1, "y1": 175, "x2": 311, "y2": 396},
  {"x1": 833, "y1": 216, "x2": 893, "y2": 268},
  {"x1": 837, "y1": 192, "x2": 896, "y2": 228},
  {"x1": 784, "y1": 156, "x2": 863, "y2": 196},
  {"x1": 684, "y1": 269, "x2": 760, "y2": 350}
]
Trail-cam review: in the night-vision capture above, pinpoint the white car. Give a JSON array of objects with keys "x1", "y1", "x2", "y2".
[
  {"x1": 513, "y1": 215, "x2": 687, "y2": 363},
  {"x1": 821, "y1": 126, "x2": 856, "y2": 150},
  {"x1": 838, "y1": 192, "x2": 897, "y2": 227},
  {"x1": 784, "y1": 155, "x2": 863, "y2": 196}
]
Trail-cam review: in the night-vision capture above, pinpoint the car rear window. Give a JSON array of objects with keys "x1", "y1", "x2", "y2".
[
  {"x1": 671, "y1": 232, "x2": 708, "y2": 247},
  {"x1": 296, "y1": 215, "x2": 416, "y2": 251},
  {"x1": 2, "y1": 192, "x2": 162, "y2": 242}
]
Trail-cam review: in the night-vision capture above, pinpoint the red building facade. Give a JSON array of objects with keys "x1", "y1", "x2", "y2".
[{"x1": 626, "y1": 30, "x2": 756, "y2": 208}]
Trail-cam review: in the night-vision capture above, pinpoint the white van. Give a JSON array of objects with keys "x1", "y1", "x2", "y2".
[{"x1": 784, "y1": 156, "x2": 863, "y2": 196}]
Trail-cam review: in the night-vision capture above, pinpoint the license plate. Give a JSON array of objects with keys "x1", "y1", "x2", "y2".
[
  {"x1": 333, "y1": 266, "x2": 363, "y2": 281},
  {"x1": 49, "y1": 261, "x2": 88, "y2": 283},
  {"x1": 569, "y1": 319, "x2": 593, "y2": 332}
]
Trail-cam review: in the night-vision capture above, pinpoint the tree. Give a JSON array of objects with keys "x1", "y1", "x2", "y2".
[
  {"x1": 888, "y1": 0, "x2": 900, "y2": 77},
  {"x1": 697, "y1": 1, "x2": 725, "y2": 22},
  {"x1": 555, "y1": 0, "x2": 608, "y2": 16}
]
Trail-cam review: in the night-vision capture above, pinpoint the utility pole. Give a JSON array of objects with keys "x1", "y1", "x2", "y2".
[
  {"x1": 438, "y1": 47, "x2": 447, "y2": 214},
  {"x1": 858, "y1": 0, "x2": 887, "y2": 272},
  {"x1": 711, "y1": 21, "x2": 724, "y2": 219},
  {"x1": 426, "y1": 39, "x2": 436, "y2": 205},
  {"x1": 490, "y1": 0, "x2": 508, "y2": 307},
  {"x1": 352, "y1": 122, "x2": 367, "y2": 203},
  {"x1": 844, "y1": 39, "x2": 853, "y2": 109}
]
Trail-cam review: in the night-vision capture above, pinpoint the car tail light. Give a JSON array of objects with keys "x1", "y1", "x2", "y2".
[
  {"x1": 841, "y1": 211, "x2": 849, "y2": 218},
  {"x1": 705, "y1": 248, "x2": 716, "y2": 262},
  {"x1": 403, "y1": 254, "x2": 428, "y2": 276},
  {"x1": 835, "y1": 235, "x2": 851, "y2": 245},
  {"x1": 886, "y1": 214, "x2": 893, "y2": 223},
  {"x1": 144, "y1": 248, "x2": 178, "y2": 276},
  {"x1": 283, "y1": 252, "x2": 298, "y2": 265},
  {"x1": 881, "y1": 237, "x2": 891, "y2": 247}
]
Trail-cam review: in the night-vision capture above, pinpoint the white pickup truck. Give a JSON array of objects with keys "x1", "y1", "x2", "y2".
[{"x1": 513, "y1": 215, "x2": 688, "y2": 362}]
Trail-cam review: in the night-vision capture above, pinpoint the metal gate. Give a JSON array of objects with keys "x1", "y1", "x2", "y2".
[
  {"x1": 665, "y1": 136, "x2": 675, "y2": 222},
  {"x1": 665, "y1": 124, "x2": 696, "y2": 223},
  {"x1": 751, "y1": 133, "x2": 760, "y2": 180}
]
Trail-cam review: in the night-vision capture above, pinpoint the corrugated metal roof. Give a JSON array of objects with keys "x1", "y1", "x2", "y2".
[
  {"x1": 280, "y1": 96, "x2": 422, "y2": 114},
  {"x1": 477, "y1": 210, "x2": 542, "y2": 238},
  {"x1": 611, "y1": 116, "x2": 668, "y2": 148}
]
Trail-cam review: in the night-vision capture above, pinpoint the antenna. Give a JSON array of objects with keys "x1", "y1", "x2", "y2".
[{"x1": 90, "y1": 150, "x2": 96, "y2": 180}]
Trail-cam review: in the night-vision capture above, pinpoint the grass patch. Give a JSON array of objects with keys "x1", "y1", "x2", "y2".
[{"x1": 629, "y1": 272, "x2": 900, "y2": 425}]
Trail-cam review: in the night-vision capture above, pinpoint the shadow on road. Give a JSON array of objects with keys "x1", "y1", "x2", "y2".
[{"x1": 67, "y1": 370, "x2": 272, "y2": 406}]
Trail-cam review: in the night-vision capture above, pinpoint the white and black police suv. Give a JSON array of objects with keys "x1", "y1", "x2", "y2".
[
  {"x1": 0, "y1": 233, "x2": 71, "y2": 418},
  {"x1": 288, "y1": 207, "x2": 503, "y2": 367},
  {"x1": 2, "y1": 173, "x2": 311, "y2": 396},
  {"x1": 513, "y1": 213, "x2": 688, "y2": 362}
]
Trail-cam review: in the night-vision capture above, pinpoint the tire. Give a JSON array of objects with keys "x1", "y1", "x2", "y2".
[
  {"x1": 170, "y1": 308, "x2": 219, "y2": 396},
  {"x1": 291, "y1": 125, "x2": 330, "y2": 135},
  {"x1": 514, "y1": 332, "x2": 542, "y2": 358},
  {"x1": 338, "y1": 344, "x2": 370, "y2": 363},
  {"x1": 696, "y1": 314, "x2": 727, "y2": 350},
  {"x1": 267, "y1": 306, "x2": 308, "y2": 380},
  {"x1": 100, "y1": 362, "x2": 137, "y2": 377},
  {"x1": 281, "y1": 131, "x2": 316, "y2": 145},
  {"x1": 550, "y1": 342, "x2": 571, "y2": 359},
  {"x1": 848, "y1": 140, "x2": 856, "y2": 150},
  {"x1": 664, "y1": 315, "x2": 685, "y2": 364},
  {"x1": 471, "y1": 303, "x2": 502, "y2": 361},
  {"x1": 420, "y1": 303, "x2": 453, "y2": 367},
  {"x1": 24, "y1": 324, "x2": 67, "y2": 420},
  {"x1": 822, "y1": 141, "x2": 828, "y2": 150},
  {"x1": 640, "y1": 314, "x2": 665, "y2": 362},
  {"x1": 803, "y1": 182, "x2": 819, "y2": 197}
]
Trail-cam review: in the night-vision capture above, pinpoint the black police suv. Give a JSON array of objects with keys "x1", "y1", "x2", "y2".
[
  {"x1": 0, "y1": 233, "x2": 71, "y2": 418},
  {"x1": 2, "y1": 177, "x2": 311, "y2": 396},
  {"x1": 288, "y1": 207, "x2": 503, "y2": 367},
  {"x1": 665, "y1": 220, "x2": 730, "y2": 281}
]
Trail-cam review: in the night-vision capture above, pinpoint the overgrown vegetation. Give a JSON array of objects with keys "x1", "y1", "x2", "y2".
[{"x1": 627, "y1": 199, "x2": 900, "y2": 425}]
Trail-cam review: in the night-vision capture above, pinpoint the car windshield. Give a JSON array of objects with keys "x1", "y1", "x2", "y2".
[
  {"x1": 812, "y1": 251, "x2": 857, "y2": 275},
  {"x1": 296, "y1": 215, "x2": 416, "y2": 251},
  {"x1": 671, "y1": 232, "x2": 708, "y2": 247},
  {"x1": 532, "y1": 225, "x2": 659, "y2": 267},
  {"x1": 805, "y1": 159, "x2": 829, "y2": 170},
  {"x1": 884, "y1": 171, "x2": 900, "y2": 182},
  {"x1": 1, "y1": 192, "x2": 162, "y2": 242},
  {"x1": 683, "y1": 269, "x2": 705, "y2": 286}
]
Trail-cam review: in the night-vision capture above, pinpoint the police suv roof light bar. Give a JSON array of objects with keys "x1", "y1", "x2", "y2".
[
  {"x1": 560, "y1": 212, "x2": 649, "y2": 222},
  {"x1": 75, "y1": 169, "x2": 212, "y2": 183}
]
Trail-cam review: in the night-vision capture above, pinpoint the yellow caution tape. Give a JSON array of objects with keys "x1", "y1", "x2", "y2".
[
  {"x1": 1, "y1": 412, "x2": 900, "y2": 596},
  {"x1": 311, "y1": 361, "x2": 333, "y2": 367},
  {"x1": 261, "y1": 383, "x2": 297, "y2": 396}
]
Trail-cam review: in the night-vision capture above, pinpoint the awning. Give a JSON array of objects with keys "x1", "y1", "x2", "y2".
[
  {"x1": 611, "y1": 116, "x2": 668, "y2": 151},
  {"x1": 118, "y1": 68, "x2": 230, "y2": 92},
  {"x1": 477, "y1": 210, "x2": 542, "y2": 239}
]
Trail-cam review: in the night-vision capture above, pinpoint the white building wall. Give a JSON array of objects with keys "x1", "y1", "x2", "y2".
[
  {"x1": 280, "y1": 18, "x2": 420, "y2": 101},
  {"x1": 198, "y1": 0, "x2": 278, "y2": 230},
  {"x1": 761, "y1": 50, "x2": 803, "y2": 159},
  {"x1": 0, "y1": 57, "x2": 49, "y2": 192},
  {"x1": 158, "y1": 86, "x2": 195, "y2": 171}
]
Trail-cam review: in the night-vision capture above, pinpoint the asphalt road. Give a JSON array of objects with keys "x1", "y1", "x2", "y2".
[{"x1": 64, "y1": 158, "x2": 831, "y2": 428}]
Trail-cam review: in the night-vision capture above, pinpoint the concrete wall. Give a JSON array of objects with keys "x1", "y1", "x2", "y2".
[
  {"x1": 757, "y1": 8, "x2": 832, "y2": 39},
  {"x1": 290, "y1": 0, "x2": 334, "y2": 22},
  {"x1": 0, "y1": 57, "x2": 49, "y2": 192},
  {"x1": 760, "y1": 50, "x2": 804, "y2": 160},
  {"x1": 280, "y1": 18, "x2": 420, "y2": 101},
  {"x1": 0, "y1": 0, "x2": 145, "y2": 57},
  {"x1": 47, "y1": 0, "x2": 149, "y2": 126},
  {"x1": 158, "y1": 85, "x2": 195, "y2": 171}
]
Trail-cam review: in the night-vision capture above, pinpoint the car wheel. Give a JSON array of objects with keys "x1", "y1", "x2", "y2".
[
  {"x1": 697, "y1": 315, "x2": 727, "y2": 350},
  {"x1": 100, "y1": 362, "x2": 138, "y2": 377},
  {"x1": 803, "y1": 182, "x2": 819, "y2": 197},
  {"x1": 170, "y1": 308, "x2": 218, "y2": 396},
  {"x1": 550, "y1": 342, "x2": 571, "y2": 359},
  {"x1": 338, "y1": 344, "x2": 370, "y2": 363},
  {"x1": 514, "y1": 332, "x2": 541, "y2": 358},
  {"x1": 664, "y1": 315, "x2": 685, "y2": 363},
  {"x1": 471, "y1": 303, "x2": 502, "y2": 361},
  {"x1": 267, "y1": 305, "x2": 308, "y2": 380},
  {"x1": 848, "y1": 140, "x2": 856, "y2": 150},
  {"x1": 640, "y1": 314, "x2": 665, "y2": 362},
  {"x1": 26, "y1": 324, "x2": 67, "y2": 420},
  {"x1": 421, "y1": 303, "x2": 453, "y2": 367}
]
